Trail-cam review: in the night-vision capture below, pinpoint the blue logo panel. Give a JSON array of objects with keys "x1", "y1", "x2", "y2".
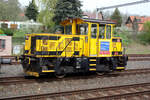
[{"x1": 100, "y1": 42, "x2": 110, "y2": 51}]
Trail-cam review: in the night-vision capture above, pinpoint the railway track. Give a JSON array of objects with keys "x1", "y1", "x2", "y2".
[
  {"x1": 129, "y1": 57, "x2": 150, "y2": 61},
  {"x1": 128, "y1": 54, "x2": 150, "y2": 57},
  {"x1": 128, "y1": 54, "x2": 150, "y2": 61},
  {"x1": 0, "y1": 54, "x2": 150, "y2": 65},
  {"x1": 0, "y1": 76, "x2": 37, "y2": 85},
  {"x1": 1, "y1": 82, "x2": 150, "y2": 100},
  {"x1": 1, "y1": 68, "x2": 150, "y2": 86}
]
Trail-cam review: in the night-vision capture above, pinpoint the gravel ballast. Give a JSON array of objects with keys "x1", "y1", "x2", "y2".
[
  {"x1": 1, "y1": 61, "x2": 150, "y2": 77},
  {"x1": 1, "y1": 73, "x2": 150, "y2": 98},
  {"x1": 0, "y1": 65, "x2": 24, "y2": 77},
  {"x1": 0, "y1": 61, "x2": 150, "y2": 98}
]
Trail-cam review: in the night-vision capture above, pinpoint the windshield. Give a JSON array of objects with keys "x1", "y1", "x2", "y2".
[
  {"x1": 99, "y1": 25, "x2": 105, "y2": 39},
  {"x1": 64, "y1": 25, "x2": 72, "y2": 34},
  {"x1": 106, "y1": 25, "x2": 111, "y2": 39},
  {"x1": 64, "y1": 23, "x2": 88, "y2": 35},
  {"x1": 76, "y1": 23, "x2": 88, "y2": 35},
  {"x1": 91, "y1": 24, "x2": 97, "y2": 38}
]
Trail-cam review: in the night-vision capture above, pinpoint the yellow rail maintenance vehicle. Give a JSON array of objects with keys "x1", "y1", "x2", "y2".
[{"x1": 20, "y1": 18, "x2": 128, "y2": 78}]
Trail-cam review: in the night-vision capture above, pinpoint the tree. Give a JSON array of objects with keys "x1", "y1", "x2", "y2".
[
  {"x1": 0, "y1": 0, "x2": 22, "y2": 21},
  {"x1": 138, "y1": 21, "x2": 150, "y2": 44},
  {"x1": 53, "y1": 0, "x2": 83, "y2": 24},
  {"x1": 110, "y1": 8, "x2": 122, "y2": 27},
  {"x1": 37, "y1": 0, "x2": 57, "y2": 30},
  {"x1": 25, "y1": 0, "x2": 39, "y2": 21}
]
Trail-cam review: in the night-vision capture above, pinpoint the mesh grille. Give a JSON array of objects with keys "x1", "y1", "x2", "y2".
[
  {"x1": 49, "y1": 42, "x2": 56, "y2": 50},
  {"x1": 42, "y1": 46, "x2": 48, "y2": 51},
  {"x1": 65, "y1": 38, "x2": 72, "y2": 44},
  {"x1": 66, "y1": 47, "x2": 72, "y2": 52}
]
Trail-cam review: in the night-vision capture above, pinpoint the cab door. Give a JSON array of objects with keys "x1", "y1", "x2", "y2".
[
  {"x1": 90, "y1": 24, "x2": 99, "y2": 57},
  {"x1": 99, "y1": 24, "x2": 112, "y2": 57}
]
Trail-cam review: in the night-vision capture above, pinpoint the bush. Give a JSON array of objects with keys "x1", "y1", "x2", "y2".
[
  {"x1": 12, "y1": 29, "x2": 31, "y2": 45},
  {"x1": 13, "y1": 27, "x2": 44, "y2": 37},
  {"x1": 138, "y1": 22, "x2": 150, "y2": 45},
  {"x1": 114, "y1": 29, "x2": 132, "y2": 46},
  {"x1": 1, "y1": 28, "x2": 14, "y2": 36},
  {"x1": 13, "y1": 29, "x2": 31, "y2": 37},
  {"x1": 0, "y1": 29, "x2": 4, "y2": 34}
]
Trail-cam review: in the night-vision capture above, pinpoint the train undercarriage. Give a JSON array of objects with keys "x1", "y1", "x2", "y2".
[{"x1": 21, "y1": 55, "x2": 128, "y2": 78}]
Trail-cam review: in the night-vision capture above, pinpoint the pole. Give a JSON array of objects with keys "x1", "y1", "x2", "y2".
[
  {"x1": 96, "y1": 9, "x2": 99, "y2": 19},
  {"x1": 0, "y1": 57, "x2": 1, "y2": 74},
  {"x1": 100, "y1": 11, "x2": 104, "y2": 20}
]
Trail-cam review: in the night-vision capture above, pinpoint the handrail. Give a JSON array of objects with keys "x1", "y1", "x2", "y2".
[
  {"x1": 63, "y1": 38, "x2": 73, "y2": 56},
  {"x1": 71, "y1": 38, "x2": 84, "y2": 57},
  {"x1": 56, "y1": 38, "x2": 73, "y2": 56},
  {"x1": 56, "y1": 38, "x2": 66, "y2": 52}
]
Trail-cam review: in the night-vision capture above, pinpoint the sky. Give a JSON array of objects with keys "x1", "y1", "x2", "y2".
[{"x1": 19, "y1": 0, "x2": 150, "y2": 16}]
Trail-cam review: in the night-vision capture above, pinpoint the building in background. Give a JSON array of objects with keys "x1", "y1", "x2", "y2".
[
  {"x1": 0, "y1": 20, "x2": 43, "y2": 30},
  {"x1": 0, "y1": 34, "x2": 12, "y2": 56},
  {"x1": 126, "y1": 16, "x2": 150, "y2": 32},
  {"x1": 83, "y1": 11, "x2": 103, "y2": 20}
]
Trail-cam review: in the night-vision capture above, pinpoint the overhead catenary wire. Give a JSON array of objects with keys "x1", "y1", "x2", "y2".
[{"x1": 96, "y1": 0, "x2": 150, "y2": 19}]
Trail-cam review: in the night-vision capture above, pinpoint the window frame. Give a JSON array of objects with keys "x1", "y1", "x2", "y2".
[
  {"x1": 91, "y1": 23, "x2": 99, "y2": 39},
  {"x1": 104, "y1": 24, "x2": 113, "y2": 39},
  {"x1": 99, "y1": 24, "x2": 105, "y2": 39},
  {"x1": 0, "y1": 39, "x2": 5, "y2": 50},
  {"x1": 64, "y1": 25, "x2": 72, "y2": 35},
  {"x1": 77, "y1": 23, "x2": 89, "y2": 35}
]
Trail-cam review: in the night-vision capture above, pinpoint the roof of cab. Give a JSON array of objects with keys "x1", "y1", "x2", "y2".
[
  {"x1": 60, "y1": 18, "x2": 116, "y2": 25},
  {"x1": 82, "y1": 18, "x2": 116, "y2": 24}
]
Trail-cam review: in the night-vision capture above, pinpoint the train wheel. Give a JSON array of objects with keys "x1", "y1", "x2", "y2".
[
  {"x1": 96, "y1": 72, "x2": 105, "y2": 76},
  {"x1": 55, "y1": 67, "x2": 66, "y2": 78},
  {"x1": 55, "y1": 73, "x2": 66, "y2": 78}
]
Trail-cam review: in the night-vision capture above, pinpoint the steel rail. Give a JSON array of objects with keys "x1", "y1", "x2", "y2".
[
  {"x1": 1, "y1": 82, "x2": 150, "y2": 100},
  {"x1": 1, "y1": 68, "x2": 150, "y2": 85}
]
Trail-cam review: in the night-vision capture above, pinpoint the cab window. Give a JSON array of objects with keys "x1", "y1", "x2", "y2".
[
  {"x1": 91, "y1": 24, "x2": 97, "y2": 38},
  {"x1": 64, "y1": 25, "x2": 72, "y2": 34},
  {"x1": 106, "y1": 25, "x2": 111, "y2": 39},
  {"x1": 76, "y1": 24, "x2": 88, "y2": 35},
  {"x1": 99, "y1": 25, "x2": 105, "y2": 39}
]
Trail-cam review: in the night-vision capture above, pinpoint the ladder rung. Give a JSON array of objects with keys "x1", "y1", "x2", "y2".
[
  {"x1": 89, "y1": 64, "x2": 96, "y2": 66},
  {"x1": 90, "y1": 59, "x2": 96, "y2": 61},
  {"x1": 89, "y1": 68, "x2": 96, "y2": 71},
  {"x1": 42, "y1": 70, "x2": 55, "y2": 72},
  {"x1": 116, "y1": 67, "x2": 125, "y2": 70}
]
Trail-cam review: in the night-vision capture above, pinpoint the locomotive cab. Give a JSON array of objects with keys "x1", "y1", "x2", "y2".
[
  {"x1": 61, "y1": 18, "x2": 127, "y2": 71},
  {"x1": 61, "y1": 19, "x2": 124, "y2": 57},
  {"x1": 21, "y1": 18, "x2": 128, "y2": 77}
]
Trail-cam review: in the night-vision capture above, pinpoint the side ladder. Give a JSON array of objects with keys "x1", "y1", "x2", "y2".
[{"x1": 89, "y1": 57, "x2": 97, "y2": 71}]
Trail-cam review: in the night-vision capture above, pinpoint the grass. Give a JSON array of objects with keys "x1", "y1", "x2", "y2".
[
  {"x1": 126, "y1": 42, "x2": 150, "y2": 54},
  {"x1": 12, "y1": 37, "x2": 25, "y2": 45}
]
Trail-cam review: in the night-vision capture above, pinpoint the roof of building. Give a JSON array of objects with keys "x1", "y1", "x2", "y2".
[
  {"x1": 126, "y1": 16, "x2": 150, "y2": 31},
  {"x1": 0, "y1": 34, "x2": 7, "y2": 36},
  {"x1": 126, "y1": 16, "x2": 150, "y2": 23}
]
